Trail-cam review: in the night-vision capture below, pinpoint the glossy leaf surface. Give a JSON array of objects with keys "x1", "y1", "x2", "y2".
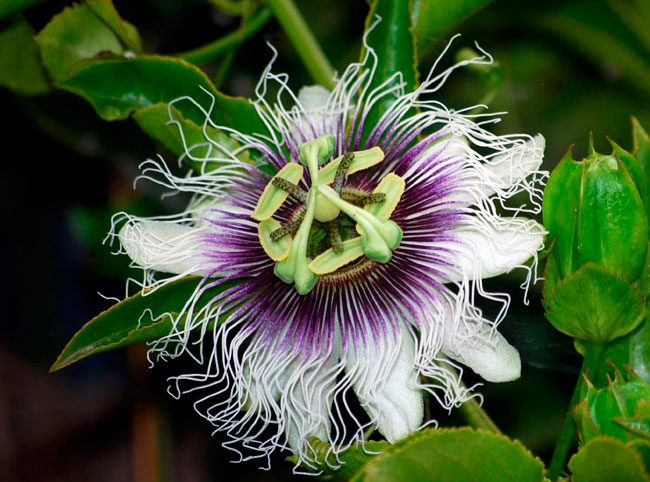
[
  {"x1": 413, "y1": 0, "x2": 494, "y2": 53},
  {"x1": 544, "y1": 261, "x2": 646, "y2": 343},
  {"x1": 361, "y1": 0, "x2": 417, "y2": 142},
  {"x1": 36, "y1": 0, "x2": 141, "y2": 80},
  {"x1": 53, "y1": 55, "x2": 267, "y2": 143},
  {"x1": 568, "y1": 436, "x2": 650, "y2": 482},
  {"x1": 0, "y1": 15, "x2": 49, "y2": 94},
  {"x1": 51, "y1": 276, "x2": 236, "y2": 372},
  {"x1": 351, "y1": 428, "x2": 544, "y2": 482}
]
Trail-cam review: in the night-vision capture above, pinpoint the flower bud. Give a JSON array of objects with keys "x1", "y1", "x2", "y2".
[
  {"x1": 542, "y1": 136, "x2": 648, "y2": 343},
  {"x1": 573, "y1": 366, "x2": 650, "y2": 443},
  {"x1": 632, "y1": 117, "x2": 650, "y2": 228},
  {"x1": 543, "y1": 137, "x2": 648, "y2": 282}
]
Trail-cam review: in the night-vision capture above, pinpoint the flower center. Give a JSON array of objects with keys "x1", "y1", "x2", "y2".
[{"x1": 252, "y1": 134, "x2": 405, "y2": 295}]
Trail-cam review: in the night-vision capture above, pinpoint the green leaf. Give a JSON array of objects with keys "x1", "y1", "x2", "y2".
[
  {"x1": 133, "y1": 103, "x2": 250, "y2": 169},
  {"x1": 288, "y1": 438, "x2": 390, "y2": 480},
  {"x1": 50, "y1": 276, "x2": 238, "y2": 372},
  {"x1": 0, "y1": 0, "x2": 47, "y2": 21},
  {"x1": 362, "y1": 0, "x2": 418, "y2": 142},
  {"x1": 54, "y1": 55, "x2": 267, "y2": 137},
  {"x1": 351, "y1": 428, "x2": 544, "y2": 482},
  {"x1": 0, "y1": 15, "x2": 49, "y2": 95},
  {"x1": 412, "y1": 0, "x2": 494, "y2": 54},
  {"x1": 543, "y1": 262, "x2": 647, "y2": 343},
  {"x1": 568, "y1": 436, "x2": 650, "y2": 482},
  {"x1": 630, "y1": 440, "x2": 650, "y2": 474},
  {"x1": 35, "y1": 0, "x2": 141, "y2": 80}
]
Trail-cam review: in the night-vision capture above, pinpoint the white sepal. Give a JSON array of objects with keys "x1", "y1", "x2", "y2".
[
  {"x1": 346, "y1": 325, "x2": 423, "y2": 442},
  {"x1": 282, "y1": 345, "x2": 338, "y2": 454},
  {"x1": 447, "y1": 134, "x2": 545, "y2": 204},
  {"x1": 118, "y1": 220, "x2": 212, "y2": 276},
  {"x1": 444, "y1": 217, "x2": 545, "y2": 281},
  {"x1": 442, "y1": 320, "x2": 521, "y2": 383}
]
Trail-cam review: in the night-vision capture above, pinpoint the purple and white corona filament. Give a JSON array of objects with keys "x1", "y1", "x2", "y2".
[{"x1": 111, "y1": 39, "x2": 546, "y2": 468}]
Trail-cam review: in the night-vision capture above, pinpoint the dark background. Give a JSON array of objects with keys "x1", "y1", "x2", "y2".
[{"x1": 3, "y1": 0, "x2": 649, "y2": 480}]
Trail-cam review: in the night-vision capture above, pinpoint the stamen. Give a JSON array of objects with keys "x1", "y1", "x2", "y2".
[
  {"x1": 316, "y1": 184, "x2": 402, "y2": 263},
  {"x1": 252, "y1": 162, "x2": 304, "y2": 221},
  {"x1": 325, "y1": 220, "x2": 343, "y2": 253},
  {"x1": 318, "y1": 146, "x2": 385, "y2": 184},
  {"x1": 272, "y1": 177, "x2": 308, "y2": 203},
  {"x1": 333, "y1": 152, "x2": 354, "y2": 194},
  {"x1": 274, "y1": 189, "x2": 318, "y2": 295},
  {"x1": 309, "y1": 237, "x2": 365, "y2": 275},
  {"x1": 270, "y1": 214, "x2": 304, "y2": 241},
  {"x1": 342, "y1": 192, "x2": 387, "y2": 206}
]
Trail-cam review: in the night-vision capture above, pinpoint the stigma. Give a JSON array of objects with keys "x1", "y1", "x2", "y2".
[{"x1": 252, "y1": 134, "x2": 405, "y2": 294}]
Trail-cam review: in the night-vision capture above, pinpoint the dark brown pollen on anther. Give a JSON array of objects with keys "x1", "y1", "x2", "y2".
[{"x1": 272, "y1": 177, "x2": 308, "y2": 203}]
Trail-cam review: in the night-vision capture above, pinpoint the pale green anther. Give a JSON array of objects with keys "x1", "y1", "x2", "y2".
[
  {"x1": 258, "y1": 218, "x2": 292, "y2": 261},
  {"x1": 309, "y1": 237, "x2": 365, "y2": 275},
  {"x1": 365, "y1": 173, "x2": 405, "y2": 220},
  {"x1": 298, "y1": 134, "x2": 336, "y2": 183},
  {"x1": 274, "y1": 189, "x2": 318, "y2": 295},
  {"x1": 325, "y1": 220, "x2": 343, "y2": 254},
  {"x1": 316, "y1": 184, "x2": 403, "y2": 263},
  {"x1": 252, "y1": 162, "x2": 304, "y2": 221},
  {"x1": 319, "y1": 146, "x2": 384, "y2": 185}
]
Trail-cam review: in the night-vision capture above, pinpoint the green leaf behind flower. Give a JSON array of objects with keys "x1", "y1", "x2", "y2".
[
  {"x1": 133, "y1": 103, "x2": 251, "y2": 168},
  {"x1": 37, "y1": 2, "x2": 268, "y2": 152},
  {"x1": 288, "y1": 438, "x2": 390, "y2": 481},
  {"x1": 50, "y1": 276, "x2": 240, "y2": 372},
  {"x1": 53, "y1": 56, "x2": 267, "y2": 141},
  {"x1": 35, "y1": 0, "x2": 141, "y2": 80},
  {"x1": 0, "y1": 15, "x2": 49, "y2": 95},
  {"x1": 350, "y1": 428, "x2": 544, "y2": 482},
  {"x1": 412, "y1": 0, "x2": 494, "y2": 54},
  {"x1": 361, "y1": 0, "x2": 418, "y2": 143},
  {"x1": 568, "y1": 436, "x2": 650, "y2": 482}
]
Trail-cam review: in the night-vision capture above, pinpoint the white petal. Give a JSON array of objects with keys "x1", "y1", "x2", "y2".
[
  {"x1": 298, "y1": 85, "x2": 331, "y2": 111},
  {"x1": 446, "y1": 134, "x2": 545, "y2": 204},
  {"x1": 443, "y1": 217, "x2": 545, "y2": 282},
  {"x1": 403, "y1": 133, "x2": 469, "y2": 180},
  {"x1": 428, "y1": 132, "x2": 470, "y2": 159},
  {"x1": 188, "y1": 197, "x2": 250, "y2": 227},
  {"x1": 283, "y1": 346, "x2": 337, "y2": 453},
  {"x1": 442, "y1": 319, "x2": 521, "y2": 382},
  {"x1": 346, "y1": 326, "x2": 423, "y2": 442},
  {"x1": 119, "y1": 220, "x2": 213, "y2": 276},
  {"x1": 485, "y1": 134, "x2": 545, "y2": 191}
]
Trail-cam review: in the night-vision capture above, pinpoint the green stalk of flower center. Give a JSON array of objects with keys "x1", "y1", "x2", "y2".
[
  {"x1": 298, "y1": 134, "x2": 336, "y2": 184},
  {"x1": 316, "y1": 184, "x2": 402, "y2": 263},
  {"x1": 274, "y1": 189, "x2": 319, "y2": 295}
]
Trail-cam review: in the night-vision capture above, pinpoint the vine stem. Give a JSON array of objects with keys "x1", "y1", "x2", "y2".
[
  {"x1": 448, "y1": 364, "x2": 502, "y2": 435},
  {"x1": 458, "y1": 395, "x2": 502, "y2": 435},
  {"x1": 266, "y1": 0, "x2": 336, "y2": 89},
  {"x1": 175, "y1": 8, "x2": 271, "y2": 65},
  {"x1": 547, "y1": 342, "x2": 605, "y2": 482}
]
